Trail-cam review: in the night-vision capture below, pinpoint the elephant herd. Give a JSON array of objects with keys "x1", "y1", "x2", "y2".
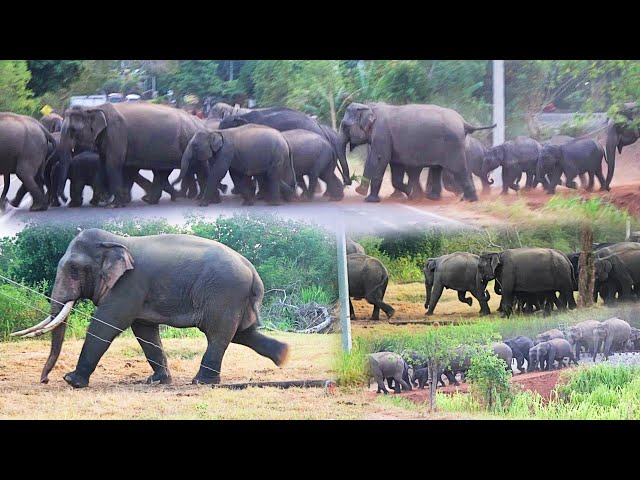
[
  {"x1": 6, "y1": 99, "x2": 635, "y2": 212},
  {"x1": 368, "y1": 317, "x2": 640, "y2": 394}
]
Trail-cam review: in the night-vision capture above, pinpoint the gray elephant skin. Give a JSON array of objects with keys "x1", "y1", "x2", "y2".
[
  {"x1": 594, "y1": 249, "x2": 640, "y2": 301},
  {"x1": 604, "y1": 102, "x2": 639, "y2": 189},
  {"x1": 346, "y1": 238, "x2": 365, "y2": 255},
  {"x1": 0, "y1": 112, "x2": 57, "y2": 211},
  {"x1": 423, "y1": 252, "x2": 490, "y2": 316},
  {"x1": 12, "y1": 228, "x2": 289, "y2": 388},
  {"x1": 441, "y1": 136, "x2": 492, "y2": 196},
  {"x1": 340, "y1": 102, "x2": 495, "y2": 203},
  {"x1": 538, "y1": 138, "x2": 608, "y2": 194},
  {"x1": 219, "y1": 107, "x2": 351, "y2": 186},
  {"x1": 40, "y1": 113, "x2": 63, "y2": 133},
  {"x1": 481, "y1": 136, "x2": 546, "y2": 194},
  {"x1": 174, "y1": 124, "x2": 296, "y2": 206},
  {"x1": 535, "y1": 328, "x2": 565, "y2": 345},
  {"x1": 566, "y1": 320, "x2": 601, "y2": 358},
  {"x1": 504, "y1": 336, "x2": 534, "y2": 373},
  {"x1": 441, "y1": 343, "x2": 511, "y2": 386},
  {"x1": 347, "y1": 253, "x2": 395, "y2": 320},
  {"x1": 367, "y1": 352, "x2": 412, "y2": 394},
  {"x1": 58, "y1": 103, "x2": 206, "y2": 207},
  {"x1": 281, "y1": 129, "x2": 344, "y2": 201},
  {"x1": 478, "y1": 248, "x2": 576, "y2": 318},
  {"x1": 593, "y1": 317, "x2": 631, "y2": 361},
  {"x1": 530, "y1": 338, "x2": 577, "y2": 371}
]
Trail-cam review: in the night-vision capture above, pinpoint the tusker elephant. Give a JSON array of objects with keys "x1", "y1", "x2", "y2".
[
  {"x1": 281, "y1": 129, "x2": 344, "y2": 201},
  {"x1": 531, "y1": 338, "x2": 577, "y2": 371},
  {"x1": 423, "y1": 252, "x2": 491, "y2": 316},
  {"x1": 347, "y1": 253, "x2": 395, "y2": 320},
  {"x1": 594, "y1": 249, "x2": 640, "y2": 302},
  {"x1": 367, "y1": 352, "x2": 412, "y2": 394},
  {"x1": 57, "y1": 102, "x2": 207, "y2": 207},
  {"x1": 566, "y1": 320, "x2": 602, "y2": 358},
  {"x1": 481, "y1": 136, "x2": 546, "y2": 194},
  {"x1": 340, "y1": 102, "x2": 495, "y2": 203},
  {"x1": 535, "y1": 328, "x2": 565, "y2": 345},
  {"x1": 604, "y1": 102, "x2": 639, "y2": 189},
  {"x1": 346, "y1": 237, "x2": 365, "y2": 255},
  {"x1": 0, "y1": 112, "x2": 57, "y2": 211},
  {"x1": 537, "y1": 138, "x2": 608, "y2": 194},
  {"x1": 11, "y1": 228, "x2": 289, "y2": 388},
  {"x1": 40, "y1": 113, "x2": 64, "y2": 133},
  {"x1": 593, "y1": 317, "x2": 632, "y2": 361},
  {"x1": 219, "y1": 107, "x2": 351, "y2": 186},
  {"x1": 477, "y1": 248, "x2": 576, "y2": 318},
  {"x1": 504, "y1": 336, "x2": 534, "y2": 373},
  {"x1": 173, "y1": 124, "x2": 296, "y2": 206}
]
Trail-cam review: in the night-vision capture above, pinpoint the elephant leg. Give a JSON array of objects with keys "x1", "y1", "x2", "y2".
[
  {"x1": 141, "y1": 170, "x2": 169, "y2": 204},
  {"x1": 586, "y1": 172, "x2": 595, "y2": 192},
  {"x1": 365, "y1": 177, "x2": 384, "y2": 203},
  {"x1": 457, "y1": 290, "x2": 473, "y2": 306},
  {"x1": 106, "y1": 164, "x2": 128, "y2": 208},
  {"x1": 425, "y1": 167, "x2": 442, "y2": 201},
  {"x1": 390, "y1": 163, "x2": 410, "y2": 198},
  {"x1": 349, "y1": 298, "x2": 356, "y2": 320},
  {"x1": 15, "y1": 168, "x2": 47, "y2": 211},
  {"x1": 514, "y1": 353, "x2": 525, "y2": 373},
  {"x1": 427, "y1": 282, "x2": 445, "y2": 315},
  {"x1": 296, "y1": 175, "x2": 310, "y2": 199},
  {"x1": 69, "y1": 179, "x2": 84, "y2": 207},
  {"x1": 375, "y1": 374, "x2": 389, "y2": 394},
  {"x1": 231, "y1": 326, "x2": 289, "y2": 366},
  {"x1": 320, "y1": 171, "x2": 344, "y2": 201},
  {"x1": 193, "y1": 327, "x2": 237, "y2": 385},
  {"x1": 10, "y1": 184, "x2": 29, "y2": 208},
  {"x1": 370, "y1": 303, "x2": 380, "y2": 321},
  {"x1": 407, "y1": 167, "x2": 423, "y2": 200},
  {"x1": 306, "y1": 174, "x2": 319, "y2": 201},
  {"x1": 595, "y1": 166, "x2": 607, "y2": 191},
  {"x1": 501, "y1": 289, "x2": 514, "y2": 318},
  {"x1": 471, "y1": 290, "x2": 491, "y2": 316},
  {"x1": 130, "y1": 321, "x2": 171, "y2": 385}
]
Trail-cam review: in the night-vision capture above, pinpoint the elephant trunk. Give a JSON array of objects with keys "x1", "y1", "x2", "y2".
[
  {"x1": 337, "y1": 130, "x2": 352, "y2": 185},
  {"x1": 536, "y1": 154, "x2": 546, "y2": 190},
  {"x1": 476, "y1": 271, "x2": 488, "y2": 301},
  {"x1": 425, "y1": 279, "x2": 431, "y2": 310},
  {"x1": 172, "y1": 142, "x2": 193, "y2": 187},
  {"x1": 604, "y1": 123, "x2": 618, "y2": 189},
  {"x1": 57, "y1": 123, "x2": 75, "y2": 199}
]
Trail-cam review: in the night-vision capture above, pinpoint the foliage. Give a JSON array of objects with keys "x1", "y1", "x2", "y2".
[
  {"x1": 466, "y1": 348, "x2": 513, "y2": 411},
  {"x1": 0, "y1": 60, "x2": 39, "y2": 115},
  {"x1": 26, "y1": 60, "x2": 84, "y2": 97},
  {"x1": 542, "y1": 195, "x2": 630, "y2": 225}
]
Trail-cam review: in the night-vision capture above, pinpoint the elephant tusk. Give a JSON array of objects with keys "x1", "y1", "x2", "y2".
[
  {"x1": 11, "y1": 316, "x2": 53, "y2": 337},
  {"x1": 20, "y1": 302, "x2": 75, "y2": 338}
]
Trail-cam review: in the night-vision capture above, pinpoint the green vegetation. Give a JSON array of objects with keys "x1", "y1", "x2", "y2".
[
  {"x1": 543, "y1": 195, "x2": 630, "y2": 225},
  {"x1": 465, "y1": 348, "x2": 514, "y2": 412},
  {"x1": 0, "y1": 215, "x2": 337, "y2": 339},
  {"x1": 0, "y1": 60, "x2": 38, "y2": 115}
]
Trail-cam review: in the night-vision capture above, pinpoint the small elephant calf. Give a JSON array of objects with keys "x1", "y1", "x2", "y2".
[{"x1": 367, "y1": 352, "x2": 412, "y2": 394}]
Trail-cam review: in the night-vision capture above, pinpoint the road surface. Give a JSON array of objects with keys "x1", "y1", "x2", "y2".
[{"x1": 0, "y1": 171, "x2": 495, "y2": 237}]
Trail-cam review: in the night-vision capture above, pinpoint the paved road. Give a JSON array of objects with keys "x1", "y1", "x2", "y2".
[{"x1": 0, "y1": 172, "x2": 475, "y2": 237}]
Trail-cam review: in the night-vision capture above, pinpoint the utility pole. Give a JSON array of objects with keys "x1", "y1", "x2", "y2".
[
  {"x1": 336, "y1": 221, "x2": 352, "y2": 352},
  {"x1": 493, "y1": 60, "x2": 505, "y2": 146},
  {"x1": 229, "y1": 61, "x2": 234, "y2": 81}
]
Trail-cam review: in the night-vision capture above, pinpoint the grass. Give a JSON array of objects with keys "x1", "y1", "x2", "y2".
[
  {"x1": 543, "y1": 195, "x2": 630, "y2": 224},
  {"x1": 475, "y1": 197, "x2": 535, "y2": 221},
  {"x1": 376, "y1": 395, "x2": 426, "y2": 412}
]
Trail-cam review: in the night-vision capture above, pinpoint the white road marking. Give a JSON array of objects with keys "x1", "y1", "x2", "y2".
[{"x1": 399, "y1": 204, "x2": 469, "y2": 228}]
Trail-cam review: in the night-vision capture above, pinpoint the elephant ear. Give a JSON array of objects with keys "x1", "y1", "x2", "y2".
[
  {"x1": 490, "y1": 253, "x2": 501, "y2": 274},
  {"x1": 87, "y1": 109, "x2": 107, "y2": 143},
  {"x1": 357, "y1": 107, "x2": 376, "y2": 132},
  {"x1": 97, "y1": 242, "x2": 135, "y2": 300},
  {"x1": 604, "y1": 259, "x2": 613, "y2": 273},
  {"x1": 209, "y1": 132, "x2": 224, "y2": 154}
]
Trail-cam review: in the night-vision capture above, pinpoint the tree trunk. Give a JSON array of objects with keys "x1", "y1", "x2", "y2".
[
  {"x1": 329, "y1": 94, "x2": 337, "y2": 131},
  {"x1": 578, "y1": 224, "x2": 594, "y2": 308}
]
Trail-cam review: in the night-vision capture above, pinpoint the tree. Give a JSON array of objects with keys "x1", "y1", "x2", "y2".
[
  {"x1": 164, "y1": 61, "x2": 225, "y2": 101},
  {"x1": 251, "y1": 60, "x2": 298, "y2": 107},
  {"x1": 578, "y1": 223, "x2": 595, "y2": 308},
  {"x1": 0, "y1": 60, "x2": 38, "y2": 115},
  {"x1": 26, "y1": 60, "x2": 84, "y2": 97}
]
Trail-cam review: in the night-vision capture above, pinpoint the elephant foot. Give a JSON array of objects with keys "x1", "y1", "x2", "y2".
[
  {"x1": 192, "y1": 374, "x2": 221, "y2": 385},
  {"x1": 364, "y1": 194, "x2": 381, "y2": 203},
  {"x1": 231, "y1": 187, "x2": 239, "y2": 195},
  {"x1": 50, "y1": 198, "x2": 62, "y2": 207},
  {"x1": 146, "y1": 371, "x2": 172, "y2": 385},
  {"x1": 141, "y1": 194, "x2": 160, "y2": 205},
  {"x1": 425, "y1": 192, "x2": 441, "y2": 201},
  {"x1": 64, "y1": 371, "x2": 89, "y2": 388},
  {"x1": 425, "y1": 310, "x2": 434, "y2": 316},
  {"x1": 273, "y1": 343, "x2": 290, "y2": 367},
  {"x1": 68, "y1": 200, "x2": 83, "y2": 208},
  {"x1": 355, "y1": 184, "x2": 369, "y2": 196},
  {"x1": 266, "y1": 200, "x2": 282, "y2": 206},
  {"x1": 369, "y1": 316, "x2": 381, "y2": 321},
  {"x1": 9, "y1": 199, "x2": 21, "y2": 208},
  {"x1": 389, "y1": 190, "x2": 406, "y2": 199},
  {"x1": 479, "y1": 310, "x2": 491, "y2": 316},
  {"x1": 386, "y1": 308, "x2": 396, "y2": 319},
  {"x1": 302, "y1": 195, "x2": 313, "y2": 202},
  {"x1": 89, "y1": 199, "x2": 100, "y2": 207},
  {"x1": 328, "y1": 195, "x2": 343, "y2": 202},
  {"x1": 198, "y1": 200, "x2": 211, "y2": 207},
  {"x1": 29, "y1": 202, "x2": 48, "y2": 212}
]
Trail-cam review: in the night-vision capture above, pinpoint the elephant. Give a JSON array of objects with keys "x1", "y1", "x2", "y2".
[
  {"x1": 423, "y1": 252, "x2": 491, "y2": 316},
  {"x1": 412, "y1": 367, "x2": 430, "y2": 389},
  {"x1": 440, "y1": 346, "x2": 472, "y2": 386},
  {"x1": 367, "y1": 352, "x2": 412, "y2": 394},
  {"x1": 11, "y1": 228, "x2": 289, "y2": 388},
  {"x1": 173, "y1": 124, "x2": 296, "y2": 206},
  {"x1": 40, "y1": 113, "x2": 63, "y2": 133},
  {"x1": 592, "y1": 242, "x2": 640, "y2": 303},
  {"x1": 347, "y1": 253, "x2": 395, "y2": 320},
  {"x1": 593, "y1": 317, "x2": 632, "y2": 361},
  {"x1": 535, "y1": 328, "x2": 565, "y2": 345},
  {"x1": 604, "y1": 102, "x2": 639, "y2": 189},
  {"x1": 340, "y1": 102, "x2": 495, "y2": 203},
  {"x1": 477, "y1": 248, "x2": 576, "y2": 318},
  {"x1": 493, "y1": 342, "x2": 514, "y2": 372},
  {"x1": 219, "y1": 107, "x2": 351, "y2": 187},
  {"x1": 510, "y1": 291, "x2": 562, "y2": 315},
  {"x1": 566, "y1": 320, "x2": 602, "y2": 358},
  {"x1": 281, "y1": 129, "x2": 344, "y2": 201},
  {"x1": 548, "y1": 135, "x2": 575, "y2": 145},
  {"x1": 594, "y1": 249, "x2": 640, "y2": 302},
  {"x1": 441, "y1": 136, "x2": 492, "y2": 195},
  {"x1": 57, "y1": 102, "x2": 207, "y2": 207},
  {"x1": 504, "y1": 336, "x2": 534, "y2": 373},
  {"x1": 205, "y1": 118, "x2": 221, "y2": 130},
  {"x1": 346, "y1": 237, "x2": 365, "y2": 255},
  {"x1": 58, "y1": 151, "x2": 109, "y2": 207},
  {"x1": 389, "y1": 349, "x2": 428, "y2": 390},
  {"x1": 481, "y1": 136, "x2": 546, "y2": 194},
  {"x1": 537, "y1": 138, "x2": 608, "y2": 194},
  {"x1": 628, "y1": 327, "x2": 640, "y2": 350},
  {"x1": 530, "y1": 338, "x2": 577, "y2": 371},
  {"x1": 0, "y1": 112, "x2": 57, "y2": 211},
  {"x1": 208, "y1": 102, "x2": 250, "y2": 120}
]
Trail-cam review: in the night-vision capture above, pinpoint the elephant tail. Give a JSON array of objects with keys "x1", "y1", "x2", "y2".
[
  {"x1": 281, "y1": 134, "x2": 296, "y2": 187},
  {"x1": 246, "y1": 270, "x2": 265, "y2": 329},
  {"x1": 464, "y1": 122, "x2": 497, "y2": 135},
  {"x1": 38, "y1": 123, "x2": 58, "y2": 165}
]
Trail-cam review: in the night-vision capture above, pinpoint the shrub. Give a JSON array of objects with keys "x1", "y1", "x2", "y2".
[{"x1": 466, "y1": 348, "x2": 514, "y2": 412}]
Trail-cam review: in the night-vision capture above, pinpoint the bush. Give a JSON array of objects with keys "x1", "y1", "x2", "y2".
[{"x1": 466, "y1": 348, "x2": 514, "y2": 412}]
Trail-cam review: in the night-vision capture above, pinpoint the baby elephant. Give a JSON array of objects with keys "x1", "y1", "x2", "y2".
[
  {"x1": 535, "y1": 328, "x2": 565, "y2": 345},
  {"x1": 504, "y1": 335, "x2": 534, "y2": 373},
  {"x1": 367, "y1": 352, "x2": 412, "y2": 394},
  {"x1": 530, "y1": 338, "x2": 577, "y2": 371},
  {"x1": 348, "y1": 254, "x2": 395, "y2": 320},
  {"x1": 67, "y1": 151, "x2": 110, "y2": 207}
]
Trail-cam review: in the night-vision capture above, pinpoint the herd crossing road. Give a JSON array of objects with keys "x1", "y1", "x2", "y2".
[{"x1": 0, "y1": 172, "x2": 479, "y2": 237}]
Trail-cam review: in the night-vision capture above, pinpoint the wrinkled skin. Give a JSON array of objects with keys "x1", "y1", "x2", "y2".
[
  {"x1": 346, "y1": 238, "x2": 365, "y2": 255},
  {"x1": 281, "y1": 129, "x2": 344, "y2": 201},
  {"x1": 441, "y1": 136, "x2": 492, "y2": 195},
  {"x1": 347, "y1": 253, "x2": 395, "y2": 320},
  {"x1": 604, "y1": 102, "x2": 639, "y2": 189},
  {"x1": 174, "y1": 125, "x2": 296, "y2": 206},
  {"x1": 32, "y1": 228, "x2": 289, "y2": 388},
  {"x1": 423, "y1": 253, "x2": 490, "y2": 316},
  {"x1": 531, "y1": 339, "x2": 577, "y2": 371},
  {"x1": 592, "y1": 242, "x2": 640, "y2": 303},
  {"x1": 367, "y1": 352, "x2": 412, "y2": 394},
  {"x1": 0, "y1": 112, "x2": 56, "y2": 211},
  {"x1": 504, "y1": 336, "x2": 534, "y2": 373},
  {"x1": 538, "y1": 139, "x2": 608, "y2": 194},
  {"x1": 58, "y1": 103, "x2": 206, "y2": 207},
  {"x1": 566, "y1": 320, "x2": 601, "y2": 358},
  {"x1": 477, "y1": 248, "x2": 576, "y2": 318},
  {"x1": 482, "y1": 136, "x2": 547, "y2": 194},
  {"x1": 219, "y1": 107, "x2": 351, "y2": 186},
  {"x1": 594, "y1": 250, "x2": 640, "y2": 302},
  {"x1": 40, "y1": 113, "x2": 63, "y2": 133},
  {"x1": 340, "y1": 102, "x2": 495, "y2": 203},
  {"x1": 593, "y1": 317, "x2": 632, "y2": 361},
  {"x1": 535, "y1": 328, "x2": 565, "y2": 345}
]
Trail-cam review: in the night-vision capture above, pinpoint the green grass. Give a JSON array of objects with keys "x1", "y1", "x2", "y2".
[
  {"x1": 301, "y1": 285, "x2": 333, "y2": 305},
  {"x1": 376, "y1": 395, "x2": 426, "y2": 412},
  {"x1": 543, "y1": 195, "x2": 630, "y2": 224},
  {"x1": 475, "y1": 197, "x2": 532, "y2": 221}
]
